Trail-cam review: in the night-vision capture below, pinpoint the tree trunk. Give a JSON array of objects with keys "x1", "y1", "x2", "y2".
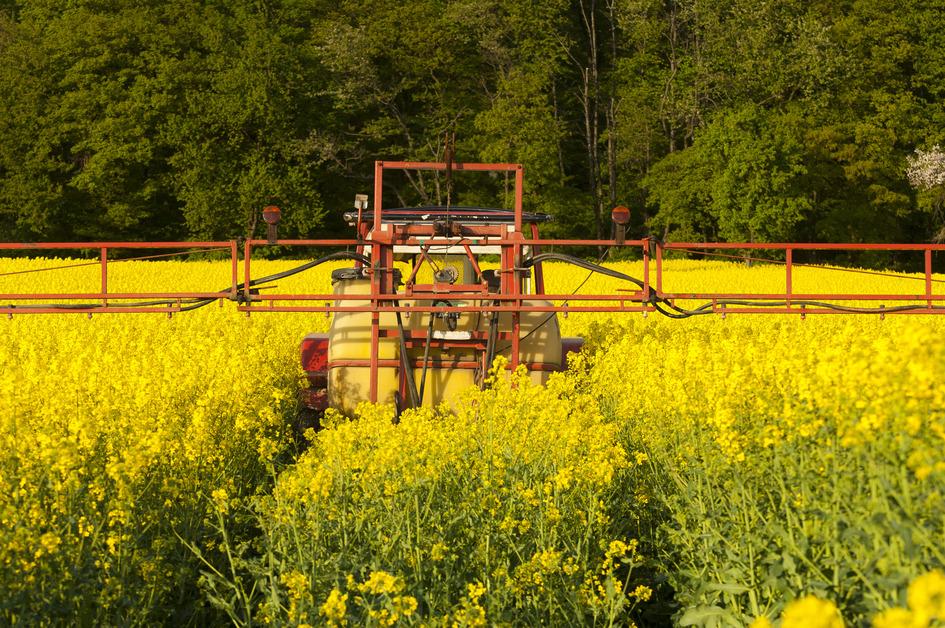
[
  {"x1": 579, "y1": 0, "x2": 603, "y2": 240},
  {"x1": 605, "y1": 0, "x2": 618, "y2": 218}
]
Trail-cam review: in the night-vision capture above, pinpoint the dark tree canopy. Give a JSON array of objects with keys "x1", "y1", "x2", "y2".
[{"x1": 1, "y1": 0, "x2": 944, "y2": 247}]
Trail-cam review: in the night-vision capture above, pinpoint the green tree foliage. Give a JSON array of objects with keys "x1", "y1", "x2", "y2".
[
  {"x1": 0, "y1": 1, "x2": 189, "y2": 241},
  {"x1": 0, "y1": 0, "x2": 943, "y2": 246},
  {"x1": 0, "y1": 0, "x2": 327, "y2": 242},
  {"x1": 164, "y1": 2, "x2": 328, "y2": 240},
  {"x1": 646, "y1": 105, "x2": 812, "y2": 242}
]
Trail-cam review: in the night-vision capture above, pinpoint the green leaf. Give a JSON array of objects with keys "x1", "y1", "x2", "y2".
[
  {"x1": 678, "y1": 605, "x2": 728, "y2": 626},
  {"x1": 705, "y1": 582, "x2": 750, "y2": 594}
]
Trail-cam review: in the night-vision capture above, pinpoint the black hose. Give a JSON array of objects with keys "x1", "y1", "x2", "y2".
[
  {"x1": 7, "y1": 251, "x2": 371, "y2": 312},
  {"x1": 481, "y1": 305, "x2": 500, "y2": 387},
  {"x1": 246, "y1": 251, "x2": 370, "y2": 287},
  {"x1": 394, "y1": 308, "x2": 421, "y2": 409},
  {"x1": 499, "y1": 249, "x2": 618, "y2": 352},
  {"x1": 522, "y1": 253, "x2": 645, "y2": 289},
  {"x1": 519, "y1": 251, "x2": 945, "y2": 319},
  {"x1": 418, "y1": 309, "x2": 436, "y2": 404},
  {"x1": 651, "y1": 300, "x2": 698, "y2": 319}
]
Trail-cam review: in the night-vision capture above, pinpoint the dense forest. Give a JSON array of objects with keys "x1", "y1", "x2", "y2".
[{"x1": 1, "y1": 0, "x2": 944, "y2": 246}]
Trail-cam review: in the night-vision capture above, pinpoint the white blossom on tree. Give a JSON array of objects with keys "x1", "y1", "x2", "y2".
[{"x1": 906, "y1": 146, "x2": 945, "y2": 190}]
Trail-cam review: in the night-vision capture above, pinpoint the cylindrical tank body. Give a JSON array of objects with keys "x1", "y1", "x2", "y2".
[
  {"x1": 499, "y1": 300, "x2": 563, "y2": 388},
  {"x1": 327, "y1": 269, "x2": 563, "y2": 414},
  {"x1": 403, "y1": 300, "x2": 563, "y2": 408},
  {"x1": 327, "y1": 269, "x2": 401, "y2": 415}
]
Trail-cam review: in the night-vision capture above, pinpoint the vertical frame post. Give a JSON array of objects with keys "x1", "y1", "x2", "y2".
[
  {"x1": 369, "y1": 160, "x2": 385, "y2": 403},
  {"x1": 786, "y1": 248, "x2": 793, "y2": 308},
  {"x1": 510, "y1": 238, "x2": 522, "y2": 371},
  {"x1": 926, "y1": 248, "x2": 933, "y2": 309},
  {"x1": 243, "y1": 240, "x2": 252, "y2": 304},
  {"x1": 100, "y1": 247, "x2": 108, "y2": 307},
  {"x1": 374, "y1": 161, "x2": 384, "y2": 233},
  {"x1": 643, "y1": 241, "x2": 650, "y2": 302},
  {"x1": 514, "y1": 165, "x2": 523, "y2": 232},
  {"x1": 512, "y1": 165, "x2": 524, "y2": 369},
  {"x1": 230, "y1": 240, "x2": 239, "y2": 300},
  {"x1": 656, "y1": 240, "x2": 663, "y2": 294}
]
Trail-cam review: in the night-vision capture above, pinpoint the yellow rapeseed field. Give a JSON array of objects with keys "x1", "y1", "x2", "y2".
[{"x1": 1, "y1": 255, "x2": 944, "y2": 625}]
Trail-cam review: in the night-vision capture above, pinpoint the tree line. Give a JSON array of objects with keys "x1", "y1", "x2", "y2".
[{"x1": 1, "y1": 0, "x2": 943, "y2": 247}]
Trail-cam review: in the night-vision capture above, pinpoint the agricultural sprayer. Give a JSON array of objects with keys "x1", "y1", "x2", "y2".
[{"x1": 4, "y1": 161, "x2": 945, "y2": 415}]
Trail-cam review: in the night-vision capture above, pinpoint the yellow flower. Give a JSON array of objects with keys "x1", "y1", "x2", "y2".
[
  {"x1": 748, "y1": 617, "x2": 773, "y2": 628},
  {"x1": 392, "y1": 594, "x2": 418, "y2": 618},
  {"x1": 210, "y1": 488, "x2": 229, "y2": 513},
  {"x1": 359, "y1": 570, "x2": 402, "y2": 595},
  {"x1": 607, "y1": 540, "x2": 629, "y2": 558},
  {"x1": 320, "y1": 588, "x2": 348, "y2": 625},
  {"x1": 39, "y1": 532, "x2": 61, "y2": 556},
  {"x1": 907, "y1": 570, "x2": 945, "y2": 622},
  {"x1": 430, "y1": 541, "x2": 448, "y2": 561},
  {"x1": 538, "y1": 549, "x2": 562, "y2": 572},
  {"x1": 280, "y1": 570, "x2": 309, "y2": 600},
  {"x1": 781, "y1": 595, "x2": 844, "y2": 628},
  {"x1": 467, "y1": 581, "x2": 486, "y2": 601},
  {"x1": 632, "y1": 584, "x2": 652, "y2": 602},
  {"x1": 872, "y1": 607, "x2": 924, "y2": 628}
]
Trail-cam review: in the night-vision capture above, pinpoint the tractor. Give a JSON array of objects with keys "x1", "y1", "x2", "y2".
[{"x1": 4, "y1": 160, "x2": 945, "y2": 418}]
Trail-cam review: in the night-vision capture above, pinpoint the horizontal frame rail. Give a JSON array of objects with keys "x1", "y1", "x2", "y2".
[{"x1": 3, "y1": 239, "x2": 945, "y2": 316}]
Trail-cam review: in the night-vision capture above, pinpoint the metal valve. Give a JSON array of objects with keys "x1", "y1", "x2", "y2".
[
  {"x1": 262, "y1": 205, "x2": 281, "y2": 244},
  {"x1": 434, "y1": 266, "x2": 459, "y2": 284}
]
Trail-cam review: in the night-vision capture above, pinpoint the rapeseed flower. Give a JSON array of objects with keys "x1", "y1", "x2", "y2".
[
  {"x1": 907, "y1": 570, "x2": 945, "y2": 624},
  {"x1": 7, "y1": 255, "x2": 945, "y2": 625},
  {"x1": 871, "y1": 607, "x2": 923, "y2": 628},
  {"x1": 780, "y1": 595, "x2": 843, "y2": 628},
  {"x1": 320, "y1": 588, "x2": 348, "y2": 625}
]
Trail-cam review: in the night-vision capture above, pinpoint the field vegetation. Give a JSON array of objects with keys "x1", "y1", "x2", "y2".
[
  {"x1": 3, "y1": 1, "x2": 945, "y2": 624},
  {"x1": 1, "y1": 257, "x2": 945, "y2": 625}
]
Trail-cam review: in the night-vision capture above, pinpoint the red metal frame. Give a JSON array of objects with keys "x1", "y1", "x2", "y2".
[
  {"x1": 5, "y1": 162, "x2": 945, "y2": 401},
  {"x1": 0, "y1": 241, "x2": 239, "y2": 313},
  {"x1": 4, "y1": 241, "x2": 944, "y2": 315}
]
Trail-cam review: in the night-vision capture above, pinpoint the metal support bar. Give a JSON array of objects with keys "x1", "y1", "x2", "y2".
[
  {"x1": 786, "y1": 248, "x2": 793, "y2": 307},
  {"x1": 100, "y1": 247, "x2": 108, "y2": 308},
  {"x1": 926, "y1": 248, "x2": 933, "y2": 308}
]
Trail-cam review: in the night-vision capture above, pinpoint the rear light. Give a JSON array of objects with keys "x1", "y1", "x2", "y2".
[
  {"x1": 611, "y1": 206, "x2": 630, "y2": 245},
  {"x1": 262, "y1": 205, "x2": 281, "y2": 244},
  {"x1": 301, "y1": 334, "x2": 329, "y2": 386},
  {"x1": 611, "y1": 206, "x2": 630, "y2": 225}
]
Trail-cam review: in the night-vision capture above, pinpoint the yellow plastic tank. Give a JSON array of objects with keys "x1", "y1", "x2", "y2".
[
  {"x1": 404, "y1": 298, "x2": 562, "y2": 408},
  {"x1": 500, "y1": 300, "x2": 563, "y2": 388},
  {"x1": 327, "y1": 268, "x2": 563, "y2": 414},
  {"x1": 405, "y1": 304, "x2": 478, "y2": 407},
  {"x1": 327, "y1": 269, "x2": 401, "y2": 415}
]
